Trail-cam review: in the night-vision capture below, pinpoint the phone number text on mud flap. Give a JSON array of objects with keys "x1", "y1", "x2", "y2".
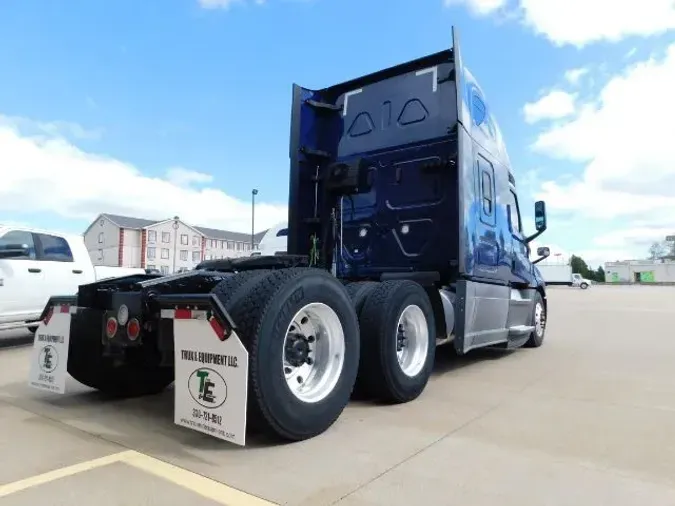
[{"x1": 192, "y1": 408, "x2": 223, "y2": 425}]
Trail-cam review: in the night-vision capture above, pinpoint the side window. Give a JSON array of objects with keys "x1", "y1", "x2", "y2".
[
  {"x1": 509, "y1": 190, "x2": 522, "y2": 233},
  {"x1": 276, "y1": 228, "x2": 288, "y2": 237},
  {"x1": 0, "y1": 230, "x2": 36, "y2": 259},
  {"x1": 36, "y1": 234, "x2": 74, "y2": 262}
]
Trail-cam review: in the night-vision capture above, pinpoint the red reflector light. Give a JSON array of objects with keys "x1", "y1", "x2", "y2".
[
  {"x1": 105, "y1": 317, "x2": 118, "y2": 338},
  {"x1": 127, "y1": 318, "x2": 141, "y2": 341},
  {"x1": 43, "y1": 307, "x2": 55, "y2": 325},
  {"x1": 209, "y1": 317, "x2": 226, "y2": 341}
]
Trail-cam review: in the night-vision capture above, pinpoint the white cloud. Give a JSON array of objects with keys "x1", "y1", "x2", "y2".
[
  {"x1": 522, "y1": 90, "x2": 576, "y2": 123},
  {"x1": 0, "y1": 116, "x2": 287, "y2": 234},
  {"x1": 447, "y1": 0, "x2": 675, "y2": 47},
  {"x1": 531, "y1": 44, "x2": 675, "y2": 263},
  {"x1": 520, "y1": 0, "x2": 675, "y2": 47},
  {"x1": 564, "y1": 67, "x2": 589, "y2": 86},
  {"x1": 0, "y1": 115, "x2": 103, "y2": 141},
  {"x1": 444, "y1": 0, "x2": 507, "y2": 15}
]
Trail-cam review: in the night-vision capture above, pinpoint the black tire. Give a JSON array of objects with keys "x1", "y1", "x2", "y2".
[
  {"x1": 222, "y1": 267, "x2": 360, "y2": 441},
  {"x1": 524, "y1": 291, "x2": 546, "y2": 348},
  {"x1": 210, "y1": 269, "x2": 272, "y2": 308},
  {"x1": 580, "y1": 282, "x2": 589, "y2": 289},
  {"x1": 357, "y1": 280, "x2": 436, "y2": 403},
  {"x1": 67, "y1": 310, "x2": 174, "y2": 398},
  {"x1": 345, "y1": 281, "x2": 379, "y2": 315}
]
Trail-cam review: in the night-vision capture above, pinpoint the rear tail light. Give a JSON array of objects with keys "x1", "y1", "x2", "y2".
[
  {"x1": 127, "y1": 318, "x2": 141, "y2": 341},
  {"x1": 105, "y1": 317, "x2": 118, "y2": 339}
]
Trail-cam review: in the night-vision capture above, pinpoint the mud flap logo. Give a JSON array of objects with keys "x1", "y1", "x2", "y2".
[
  {"x1": 188, "y1": 368, "x2": 227, "y2": 408},
  {"x1": 38, "y1": 345, "x2": 58, "y2": 374}
]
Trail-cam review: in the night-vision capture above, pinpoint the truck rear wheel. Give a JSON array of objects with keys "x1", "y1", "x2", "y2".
[
  {"x1": 357, "y1": 280, "x2": 436, "y2": 403},
  {"x1": 345, "y1": 281, "x2": 378, "y2": 315},
  {"x1": 67, "y1": 311, "x2": 173, "y2": 398},
  {"x1": 221, "y1": 267, "x2": 360, "y2": 441}
]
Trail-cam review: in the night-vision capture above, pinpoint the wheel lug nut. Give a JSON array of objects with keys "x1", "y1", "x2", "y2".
[
  {"x1": 307, "y1": 335, "x2": 315, "y2": 343},
  {"x1": 297, "y1": 376, "x2": 303, "y2": 384},
  {"x1": 284, "y1": 367, "x2": 292, "y2": 374},
  {"x1": 306, "y1": 358, "x2": 313, "y2": 365}
]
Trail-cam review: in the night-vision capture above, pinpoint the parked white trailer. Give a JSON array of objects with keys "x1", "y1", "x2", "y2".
[{"x1": 537, "y1": 264, "x2": 592, "y2": 289}]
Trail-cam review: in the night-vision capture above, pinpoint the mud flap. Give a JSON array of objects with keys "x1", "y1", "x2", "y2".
[
  {"x1": 28, "y1": 303, "x2": 76, "y2": 394},
  {"x1": 160, "y1": 298, "x2": 249, "y2": 446}
]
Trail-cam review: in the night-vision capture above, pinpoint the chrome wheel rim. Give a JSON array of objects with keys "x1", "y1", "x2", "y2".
[
  {"x1": 534, "y1": 302, "x2": 545, "y2": 337},
  {"x1": 282, "y1": 303, "x2": 345, "y2": 403},
  {"x1": 396, "y1": 305, "x2": 429, "y2": 378}
]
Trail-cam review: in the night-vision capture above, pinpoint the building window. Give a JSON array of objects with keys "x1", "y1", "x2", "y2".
[
  {"x1": 192, "y1": 251, "x2": 201, "y2": 262},
  {"x1": 236, "y1": 242, "x2": 242, "y2": 251},
  {"x1": 210, "y1": 239, "x2": 217, "y2": 248},
  {"x1": 147, "y1": 264, "x2": 156, "y2": 270},
  {"x1": 221, "y1": 240, "x2": 226, "y2": 249},
  {"x1": 227, "y1": 241, "x2": 234, "y2": 250},
  {"x1": 160, "y1": 265, "x2": 169, "y2": 275},
  {"x1": 148, "y1": 230, "x2": 157, "y2": 243},
  {"x1": 161, "y1": 248, "x2": 169, "y2": 259},
  {"x1": 147, "y1": 247, "x2": 156, "y2": 259},
  {"x1": 162, "y1": 232, "x2": 170, "y2": 243},
  {"x1": 180, "y1": 234, "x2": 188, "y2": 245},
  {"x1": 98, "y1": 232, "x2": 104, "y2": 244},
  {"x1": 192, "y1": 236, "x2": 199, "y2": 246},
  {"x1": 244, "y1": 243, "x2": 250, "y2": 251},
  {"x1": 180, "y1": 250, "x2": 188, "y2": 261}
]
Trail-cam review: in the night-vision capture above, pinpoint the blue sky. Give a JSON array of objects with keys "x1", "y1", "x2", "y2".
[{"x1": 1, "y1": 0, "x2": 675, "y2": 267}]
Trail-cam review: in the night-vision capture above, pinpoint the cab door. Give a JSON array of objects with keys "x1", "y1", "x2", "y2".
[
  {"x1": 0, "y1": 230, "x2": 45, "y2": 322},
  {"x1": 33, "y1": 232, "x2": 78, "y2": 302}
]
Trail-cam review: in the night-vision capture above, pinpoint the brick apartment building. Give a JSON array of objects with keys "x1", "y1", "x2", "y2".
[{"x1": 83, "y1": 213, "x2": 267, "y2": 275}]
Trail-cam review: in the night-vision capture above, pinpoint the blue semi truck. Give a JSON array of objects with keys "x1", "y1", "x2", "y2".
[{"x1": 27, "y1": 27, "x2": 551, "y2": 446}]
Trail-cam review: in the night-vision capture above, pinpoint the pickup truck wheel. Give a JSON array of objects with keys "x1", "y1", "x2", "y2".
[
  {"x1": 223, "y1": 267, "x2": 359, "y2": 441},
  {"x1": 357, "y1": 280, "x2": 436, "y2": 403},
  {"x1": 524, "y1": 292, "x2": 546, "y2": 348},
  {"x1": 67, "y1": 312, "x2": 173, "y2": 398}
]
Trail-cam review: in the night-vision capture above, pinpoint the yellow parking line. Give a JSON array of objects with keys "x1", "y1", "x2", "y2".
[
  {"x1": 0, "y1": 449, "x2": 277, "y2": 506},
  {"x1": 120, "y1": 451, "x2": 278, "y2": 506},
  {"x1": 0, "y1": 451, "x2": 135, "y2": 498}
]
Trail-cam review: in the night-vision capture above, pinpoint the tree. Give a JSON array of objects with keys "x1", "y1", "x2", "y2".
[
  {"x1": 569, "y1": 254, "x2": 605, "y2": 282},
  {"x1": 648, "y1": 241, "x2": 668, "y2": 260}
]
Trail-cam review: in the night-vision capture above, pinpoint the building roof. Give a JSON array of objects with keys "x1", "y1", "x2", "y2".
[
  {"x1": 95, "y1": 213, "x2": 268, "y2": 242},
  {"x1": 195, "y1": 226, "x2": 267, "y2": 243},
  {"x1": 103, "y1": 214, "x2": 157, "y2": 229}
]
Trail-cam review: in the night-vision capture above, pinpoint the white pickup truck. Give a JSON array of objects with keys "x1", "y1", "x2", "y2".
[{"x1": 0, "y1": 225, "x2": 145, "y2": 332}]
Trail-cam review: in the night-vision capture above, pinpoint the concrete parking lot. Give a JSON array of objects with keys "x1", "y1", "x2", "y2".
[{"x1": 1, "y1": 285, "x2": 674, "y2": 505}]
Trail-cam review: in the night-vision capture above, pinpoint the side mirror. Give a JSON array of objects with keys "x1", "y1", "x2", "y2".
[
  {"x1": 0, "y1": 243, "x2": 30, "y2": 259},
  {"x1": 534, "y1": 200, "x2": 547, "y2": 232},
  {"x1": 525, "y1": 200, "x2": 547, "y2": 243},
  {"x1": 532, "y1": 246, "x2": 551, "y2": 265}
]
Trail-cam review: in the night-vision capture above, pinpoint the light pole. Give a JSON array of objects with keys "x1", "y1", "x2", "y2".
[
  {"x1": 251, "y1": 189, "x2": 258, "y2": 252},
  {"x1": 172, "y1": 216, "x2": 179, "y2": 273}
]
